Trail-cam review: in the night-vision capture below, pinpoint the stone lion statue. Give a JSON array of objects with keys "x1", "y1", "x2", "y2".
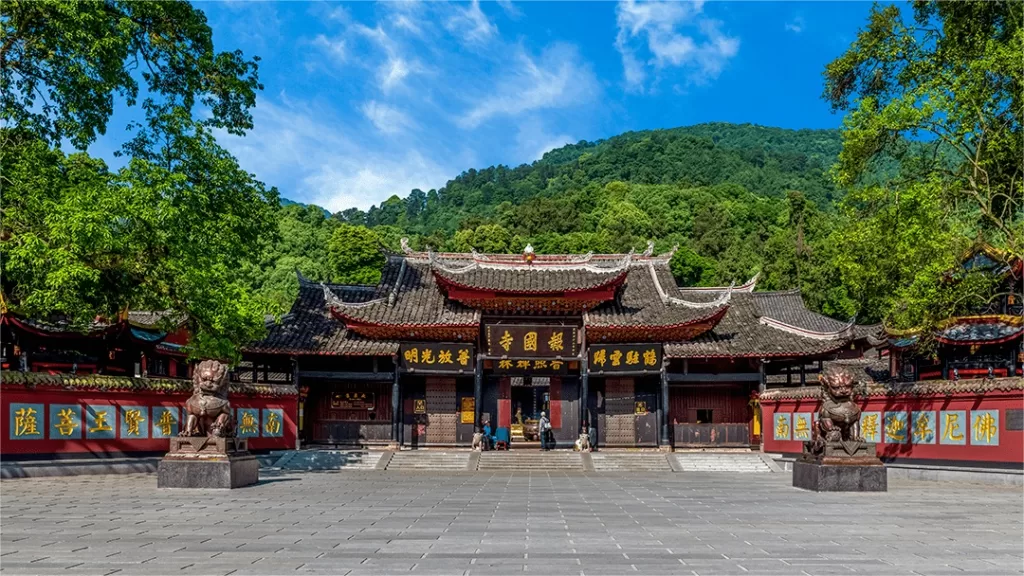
[
  {"x1": 180, "y1": 360, "x2": 234, "y2": 438},
  {"x1": 807, "y1": 365, "x2": 862, "y2": 456}
]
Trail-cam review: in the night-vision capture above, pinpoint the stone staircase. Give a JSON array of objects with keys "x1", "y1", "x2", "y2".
[
  {"x1": 590, "y1": 452, "x2": 672, "y2": 472},
  {"x1": 672, "y1": 452, "x2": 772, "y2": 473},
  {"x1": 386, "y1": 451, "x2": 470, "y2": 471},
  {"x1": 275, "y1": 450, "x2": 382, "y2": 471},
  {"x1": 478, "y1": 451, "x2": 582, "y2": 471}
]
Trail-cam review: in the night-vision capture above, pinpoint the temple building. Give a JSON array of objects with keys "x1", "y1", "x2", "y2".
[
  {"x1": 245, "y1": 242, "x2": 877, "y2": 449},
  {"x1": 882, "y1": 244, "x2": 1022, "y2": 381}
]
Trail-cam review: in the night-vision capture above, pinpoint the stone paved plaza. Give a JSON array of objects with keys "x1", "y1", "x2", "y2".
[{"x1": 1, "y1": 471, "x2": 1021, "y2": 576}]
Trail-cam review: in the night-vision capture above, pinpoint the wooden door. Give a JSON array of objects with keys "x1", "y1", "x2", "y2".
[
  {"x1": 604, "y1": 378, "x2": 636, "y2": 447},
  {"x1": 425, "y1": 377, "x2": 457, "y2": 444}
]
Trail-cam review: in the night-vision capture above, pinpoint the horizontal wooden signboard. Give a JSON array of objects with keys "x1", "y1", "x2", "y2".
[
  {"x1": 485, "y1": 325, "x2": 580, "y2": 357},
  {"x1": 399, "y1": 343, "x2": 474, "y2": 373},
  {"x1": 588, "y1": 344, "x2": 662, "y2": 374}
]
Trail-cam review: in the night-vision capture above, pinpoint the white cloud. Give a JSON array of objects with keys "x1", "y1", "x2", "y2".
[
  {"x1": 785, "y1": 16, "x2": 805, "y2": 34},
  {"x1": 352, "y1": 24, "x2": 425, "y2": 92},
  {"x1": 446, "y1": 0, "x2": 497, "y2": 44},
  {"x1": 312, "y1": 34, "x2": 346, "y2": 62},
  {"x1": 458, "y1": 43, "x2": 598, "y2": 129},
  {"x1": 496, "y1": 0, "x2": 523, "y2": 20},
  {"x1": 216, "y1": 96, "x2": 452, "y2": 212},
  {"x1": 515, "y1": 118, "x2": 573, "y2": 164},
  {"x1": 361, "y1": 100, "x2": 415, "y2": 134},
  {"x1": 614, "y1": 0, "x2": 739, "y2": 91}
]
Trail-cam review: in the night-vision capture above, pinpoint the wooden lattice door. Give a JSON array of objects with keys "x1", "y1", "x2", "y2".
[{"x1": 424, "y1": 377, "x2": 457, "y2": 444}]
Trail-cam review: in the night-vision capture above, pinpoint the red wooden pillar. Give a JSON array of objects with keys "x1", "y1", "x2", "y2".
[
  {"x1": 497, "y1": 377, "x2": 511, "y2": 428},
  {"x1": 549, "y1": 377, "x2": 562, "y2": 429}
]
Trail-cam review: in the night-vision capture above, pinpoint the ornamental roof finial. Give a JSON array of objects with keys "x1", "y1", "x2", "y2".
[{"x1": 523, "y1": 244, "x2": 535, "y2": 264}]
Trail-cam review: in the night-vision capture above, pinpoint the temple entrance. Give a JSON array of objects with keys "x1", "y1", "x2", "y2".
[{"x1": 509, "y1": 377, "x2": 549, "y2": 444}]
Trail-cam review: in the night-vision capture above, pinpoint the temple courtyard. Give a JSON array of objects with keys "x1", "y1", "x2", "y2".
[{"x1": 1, "y1": 471, "x2": 1021, "y2": 576}]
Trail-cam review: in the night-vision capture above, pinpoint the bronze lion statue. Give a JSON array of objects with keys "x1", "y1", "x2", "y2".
[
  {"x1": 180, "y1": 360, "x2": 234, "y2": 437},
  {"x1": 807, "y1": 365, "x2": 862, "y2": 456}
]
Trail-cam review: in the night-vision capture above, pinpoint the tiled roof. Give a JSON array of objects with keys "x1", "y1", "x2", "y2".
[
  {"x1": 432, "y1": 262, "x2": 629, "y2": 294},
  {"x1": 585, "y1": 262, "x2": 730, "y2": 330},
  {"x1": 664, "y1": 291, "x2": 859, "y2": 358},
  {"x1": 323, "y1": 256, "x2": 480, "y2": 328},
  {"x1": 126, "y1": 310, "x2": 185, "y2": 329},
  {"x1": 247, "y1": 280, "x2": 400, "y2": 356},
  {"x1": 760, "y1": 376, "x2": 1023, "y2": 400},
  {"x1": 1, "y1": 371, "x2": 298, "y2": 397},
  {"x1": 753, "y1": 290, "x2": 851, "y2": 333}
]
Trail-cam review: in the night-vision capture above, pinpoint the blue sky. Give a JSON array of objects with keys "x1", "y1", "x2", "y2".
[{"x1": 96, "y1": 1, "x2": 881, "y2": 213}]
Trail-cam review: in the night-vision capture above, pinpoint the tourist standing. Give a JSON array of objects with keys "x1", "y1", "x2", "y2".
[{"x1": 539, "y1": 412, "x2": 551, "y2": 450}]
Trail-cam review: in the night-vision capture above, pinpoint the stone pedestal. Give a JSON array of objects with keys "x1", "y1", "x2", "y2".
[
  {"x1": 793, "y1": 459, "x2": 887, "y2": 492},
  {"x1": 158, "y1": 437, "x2": 259, "y2": 489}
]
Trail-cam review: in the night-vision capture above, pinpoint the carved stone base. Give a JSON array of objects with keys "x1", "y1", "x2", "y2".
[
  {"x1": 158, "y1": 436, "x2": 257, "y2": 489},
  {"x1": 158, "y1": 453, "x2": 259, "y2": 489},
  {"x1": 793, "y1": 459, "x2": 887, "y2": 492}
]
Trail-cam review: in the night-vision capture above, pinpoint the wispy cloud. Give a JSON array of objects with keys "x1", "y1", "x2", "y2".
[
  {"x1": 458, "y1": 43, "x2": 598, "y2": 129},
  {"x1": 446, "y1": 0, "x2": 497, "y2": 44},
  {"x1": 352, "y1": 23, "x2": 426, "y2": 93},
  {"x1": 217, "y1": 95, "x2": 451, "y2": 212},
  {"x1": 496, "y1": 0, "x2": 523, "y2": 20},
  {"x1": 312, "y1": 34, "x2": 346, "y2": 63},
  {"x1": 785, "y1": 16, "x2": 805, "y2": 34},
  {"x1": 515, "y1": 117, "x2": 573, "y2": 164},
  {"x1": 361, "y1": 100, "x2": 416, "y2": 134},
  {"x1": 615, "y1": 0, "x2": 739, "y2": 91}
]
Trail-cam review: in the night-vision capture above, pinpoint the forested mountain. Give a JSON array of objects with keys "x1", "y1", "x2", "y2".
[{"x1": 253, "y1": 123, "x2": 851, "y2": 317}]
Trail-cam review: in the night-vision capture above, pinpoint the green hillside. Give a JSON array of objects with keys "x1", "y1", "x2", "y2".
[{"x1": 254, "y1": 123, "x2": 848, "y2": 316}]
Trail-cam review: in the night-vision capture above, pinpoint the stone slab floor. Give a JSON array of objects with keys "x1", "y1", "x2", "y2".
[{"x1": 1, "y1": 471, "x2": 1021, "y2": 576}]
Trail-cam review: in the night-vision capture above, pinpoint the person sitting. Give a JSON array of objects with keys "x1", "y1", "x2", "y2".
[
  {"x1": 482, "y1": 421, "x2": 494, "y2": 451},
  {"x1": 472, "y1": 426, "x2": 485, "y2": 451},
  {"x1": 579, "y1": 420, "x2": 592, "y2": 452}
]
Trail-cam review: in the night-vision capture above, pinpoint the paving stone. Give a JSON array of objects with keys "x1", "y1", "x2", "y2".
[{"x1": 1, "y1": 471, "x2": 1021, "y2": 576}]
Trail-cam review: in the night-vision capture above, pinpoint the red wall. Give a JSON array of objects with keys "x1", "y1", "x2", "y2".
[
  {"x1": 761, "y1": 390, "x2": 1023, "y2": 464},
  {"x1": 2, "y1": 387, "x2": 297, "y2": 456}
]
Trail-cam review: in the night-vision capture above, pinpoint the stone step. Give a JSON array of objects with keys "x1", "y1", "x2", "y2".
[
  {"x1": 672, "y1": 453, "x2": 772, "y2": 473},
  {"x1": 386, "y1": 452, "x2": 470, "y2": 470},
  {"x1": 477, "y1": 453, "x2": 583, "y2": 470},
  {"x1": 591, "y1": 454, "x2": 672, "y2": 472}
]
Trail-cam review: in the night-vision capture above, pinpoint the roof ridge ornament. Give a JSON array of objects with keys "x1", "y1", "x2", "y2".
[
  {"x1": 642, "y1": 241, "x2": 655, "y2": 257},
  {"x1": 320, "y1": 283, "x2": 385, "y2": 311},
  {"x1": 648, "y1": 263, "x2": 732, "y2": 308},
  {"x1": 400, "y1": 237, "x2": 413, "y2": 255}
]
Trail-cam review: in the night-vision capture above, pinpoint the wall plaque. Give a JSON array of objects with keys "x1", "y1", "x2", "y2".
[
  {"x1": 588, "y1": 344, "x2": 662, "y2": 373},
  {"x1": 460, "y1": 397, "x2": 475, "y2": 424},
  {"x1": 413, "y1": 399, "x2": 427, "y2": 414},
  {"x1": 331, "y1": 392, "x2": 375, "y2": 410},
  {"x1": 485, "y1": 325, "x2": 579, "y2": 357},
  {"x1": 400, "y1": 343, "x2": 474, "y2": 373}
]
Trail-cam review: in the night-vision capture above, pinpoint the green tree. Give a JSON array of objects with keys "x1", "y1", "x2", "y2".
[
  {"x1": 1, "y1": 0, "x2": 276, "y2": 360},
  {"x1": 327, "y1": 224, "x2": 385, "y2": 285},
  {"x1": 824, "y1": 1, "x2": 1022, "y2": 255}
]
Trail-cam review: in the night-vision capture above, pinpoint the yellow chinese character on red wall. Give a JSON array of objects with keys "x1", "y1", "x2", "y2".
[
  {"x1": 14, "y1": 407, "x2": 40, "y2": 437},
  {"x1": 53, "y1": 408, "x2": 78, "y2": 437},
  {"x1": 533, "y1": 360, "x2": 547, "y2": 369},
  {"x1": 499, "y1": 359, "x2": 513, "y2": 369},
  {"x1": 124, "y1": 409, "x2": 146, "y2": 436},
  {"x1": 157, "y1": 411, "x2": 176, "y2": 436},
  {"x1": 265, "y1": 412, "x2": 282, "y2": 435},
  {"x1": 89, "y1": 410, "x2": 112, "y2": 433},
  {"x1": 942, "y1": 413, "x2": 964, "y2": 442},
  {"x1": 239, "y1": 411, "x2": 258, "y2": 435},
  {"x1": 516, "y1": 360, "x2": 531, "y2": 369}
]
